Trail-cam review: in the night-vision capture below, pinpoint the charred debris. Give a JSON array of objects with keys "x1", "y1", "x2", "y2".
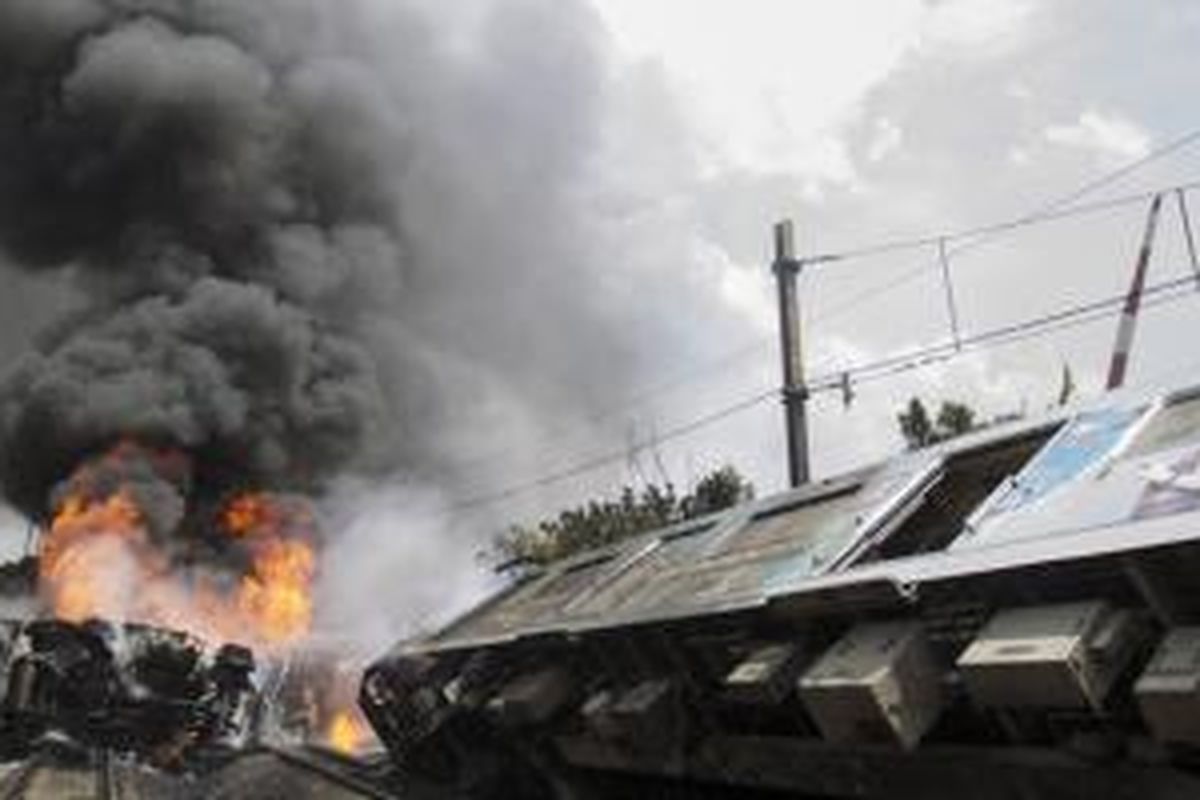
[{"x1": 0, "y1": 614, "x2": 400, "y2": 798}]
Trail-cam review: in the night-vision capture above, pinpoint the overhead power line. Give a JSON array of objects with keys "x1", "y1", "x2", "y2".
[
  {"x1": 806, "y1": 129, "x2": 1200, "y2": 266},
  {"x1": 446, "y1": 334, "x2": 770, "y2": 479},
  {"x1": 447, "y1": 177, "x2": 1200, "y2": 482},
  {"x1": 807, "y1": 271, "x2": 1200, "y2": 393},
  {"x1": 445, "y1": 389, "x2": 777, "y2": 515},
  {"x1": 450, "y1": 160, "x2": 1200, "y2": 481},
  {"x1": 443, "y1": 268, "x2": 1200, "y2": 517},
  {"x1": 808, "y1": 182, "x2": 1197, "y2": 264},
  {"x1": 808, "y1": 127, "x2": 1200, "y2": 332},
  {"x1": 438, "y1": 127, "x2": 1200, "y2": 516},
  {"x1": 811, "y1": 178, "x2": 1200, "y2": 331},
  {"x1": 612, "y1": 168, "x2": 1200, "y2": 422}
]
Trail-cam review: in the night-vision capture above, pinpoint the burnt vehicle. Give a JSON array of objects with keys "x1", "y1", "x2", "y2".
[
  {"x1": 362, "y1": 376, "x2": 1200, "y2": 799},
  {"x1": 0, "y1": 618, "x2": 401, "y2": 799}
]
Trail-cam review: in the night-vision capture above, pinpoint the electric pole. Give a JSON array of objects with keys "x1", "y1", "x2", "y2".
[
  {"x1": 1107, "y1": 193, "x2": 1164, "y2": 391},
  {"x1": 773, "y1": 220, "x2": 810, "y2": 488}
]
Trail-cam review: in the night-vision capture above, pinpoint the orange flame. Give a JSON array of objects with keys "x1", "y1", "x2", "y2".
[
  {"x1": 223, "y1": 493, "x2": 286, "y2": 538},
  {"x1": 326, "y1": 708, "x2": 372, "y2": 755},
  {"x1": 222, "y1": 492, "x2": 318, "y2": 645},
  {"x1": 38, "y1": 446, "x2": 321, "y2": 650},
  {"x1": 40, "y1": 490, "x2": 153, "y2": 623},
  {"x1": 237, "y1": 537, "x2": 317, "y2": 644}
]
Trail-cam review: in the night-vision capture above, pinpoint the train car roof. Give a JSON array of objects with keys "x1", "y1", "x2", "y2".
[{"x1": 408, "y1": 375, "x2": 1200, "y2": 654}]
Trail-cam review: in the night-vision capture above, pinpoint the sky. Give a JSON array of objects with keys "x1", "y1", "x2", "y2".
[
  {"x1": 510, "y1": 0, "x2": 1200, "y2": 502},
  {"x1": 3, "y1": 0, "x2": 1200, "y2": 638}
]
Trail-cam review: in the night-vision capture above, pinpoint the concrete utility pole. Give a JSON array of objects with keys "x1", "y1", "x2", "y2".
[
  {"x1": 1107, "y1": 193, "x2": 1164, "y2": 391},
  {"x1": 773, "y1": 220, "x2": 810, "y2": 488}
]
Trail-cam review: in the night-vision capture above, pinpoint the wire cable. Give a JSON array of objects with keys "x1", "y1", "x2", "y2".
[
  {"x1": 807, "y1": 272, "x2": 1200, "y2": 393},
  {"x1": 446, "y1": 176, "x2": 1200, "y2": 481},
  {"x1": 436, "y1": 129, "x2": 1200, "y2": 515},
  {"x1": 438, "y1": 273, "x2": 1200, "y2": 519},
  {"x1": 445, "y1": 388, "x2": 777, "y2": 514},
  {"x1": 805, "y1": 131, "x2": 1200, "y2": 265}
]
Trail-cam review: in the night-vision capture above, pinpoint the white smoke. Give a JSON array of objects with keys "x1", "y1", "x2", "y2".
[{"x1": 315, "y1": 480, "x2": 497, "y2": 659}]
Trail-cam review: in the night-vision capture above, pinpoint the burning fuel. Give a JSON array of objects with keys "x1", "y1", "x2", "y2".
[
  {"x1": 0, "y1": 0, "x2": 408, "y2": 652},
  {"x1": 39, "y1": 441, "x2": 320, "y2": 649},
  {"x1": 0, "y1": 0, "x2": 620, "y2": 663},
  {"x1": 326, "y1": 708, "x2": 373, "y2": 756},
  {"x1": 0, "y1": 0, "x2": 630, "y2": 791},
  {"x1": 41, "y1": 488, "x2": 147, "y2": 625},
  {"x1": 223, "y1": 492, "x2": 319, "y2": 645}
]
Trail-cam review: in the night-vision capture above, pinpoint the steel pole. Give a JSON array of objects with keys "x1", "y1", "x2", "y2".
[
  {"x1": 773, "y1": 220, "x2": 810, "y2": 487},
  {"x1": 1106, "y1": 193, "x2": 1164, "y2": 391}
]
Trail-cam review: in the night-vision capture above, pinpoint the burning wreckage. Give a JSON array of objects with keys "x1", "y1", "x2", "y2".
[
  {"x1": 0, "y1": 615, "x2": 398, "y2": 798},
  {"x1": 0, "y1": 0, "x2": 422, "y2": 796},
  {"x1": 9, "y1": 3, "x2": 1200, "y2": 800},
  {"x1": 364, "y1": 378, "x2": 1200, "y2": 799},
  {"x1": 0, "y1": 478, "x2": 393, "y2": 798}
]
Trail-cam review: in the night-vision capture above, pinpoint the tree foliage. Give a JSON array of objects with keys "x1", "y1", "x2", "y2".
[
  {"x1": 936, "y1": 401, "x2": 976, "y2": 439},
  {"x1": 897, "y1": 397, "x2": 978, "y2": 450},
  {"x1": 1057, "y1": 363, "x2": 1075, "y2": 407},
  {"x1": 898, "y1": 398, "x2": 934, "y2": 450},
  {"x1": 493, "y1": 466, "x2": 754, "y2": 567}
]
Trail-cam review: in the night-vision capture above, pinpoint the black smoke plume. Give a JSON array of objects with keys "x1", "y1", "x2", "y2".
[{"x1": 0, "y1": 0, "x2": 403, "y2": 516}]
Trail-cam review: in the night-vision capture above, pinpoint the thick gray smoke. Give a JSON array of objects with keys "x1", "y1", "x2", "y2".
[
  {"x1": 0, "y1": 0, "x2": 799, "y2": 650},
  {"x1": 0, "y1": 0, "x2": 419, "y2": 516},
  {"x1": 0, "y1": 0, "x2": 650, "y2": 527}
]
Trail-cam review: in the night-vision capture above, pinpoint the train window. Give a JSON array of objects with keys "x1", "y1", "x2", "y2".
[
  {"x1": 568, "y1": 523, "x2": 718, "y2": 615},
  {"x1": 947, "y1": 408, "x2": 1147, "y2": 552},
  {"x1": 661, "y1": 520, "x2": 716, "y2": 543},
  {"x1": 1121, "y1": 394, "x2": 1200, "y2": 461},
  {"x1": 531, "y1": 554, "x2": 616, "y2": 600},
  {"x1": 859, "y1": 425, "x2": 1059, "y2": 561},
  {"x1": 719, "y1": 487, "x2": 861, "y2": 561},
  {"x1": 978, "y1": 406, "x2": 1145, "y2": 518}
]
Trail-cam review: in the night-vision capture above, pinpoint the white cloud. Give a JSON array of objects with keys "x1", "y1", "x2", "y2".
[
  {"x1": 590, "y1": 0, "x2": 1037, "y2": 189},
  {"x1": 591, "y1": 0, "x2": 928, "y2": 182},
  {"x1": 867, "y1": 117, "x2": 904, "y2": 163},
  {"x1": 921, "y1": 0, "x2": 1034, "y2": 53},
  {"x1": 711, "y1": 248, "x2": 775, "y2": 334},
  {"x1": 1044, "y1": 110, "x2": 1152, "y2": 162},
  {"x1": 565, "y1": 0, "x2": 1196, "y2": 497},
  {"x1": 1005, "y1": 80, "x2": 1033, "y2": 101}
]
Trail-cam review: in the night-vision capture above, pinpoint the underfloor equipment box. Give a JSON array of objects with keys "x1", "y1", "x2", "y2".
[
  {"x1": 582, "y1": 678, "x2": 682, "y2": 752},
  {"x1": 798, "y1": 621, "x2": 944, "y2": 749},
  {"x1": 722, "y1": 642, "x2": 811, "y2": 706},
  {"x1": 957, "y1": 601, "x2": 1140, "y2": 710},
  {"x1": 1135, "y1": 627, "x2": 1200, "y2": 745},
  {"x1": 486, "y1": 666, "x2": 576, "y2": 727}
]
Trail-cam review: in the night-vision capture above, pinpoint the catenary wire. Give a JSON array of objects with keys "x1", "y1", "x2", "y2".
[
  {"x1": 439, "y1": 270, "x2": 1200, "y2": 516},
  {"x1": 445, "y1": 177, "x2": 1200, "y2": 480},
  {"x1": 436, "y1": 130, "x2": 1200, "y2": 511}
]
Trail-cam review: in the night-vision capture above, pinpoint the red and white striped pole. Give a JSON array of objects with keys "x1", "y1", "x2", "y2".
[{"x1": 1106, "y1": 193, "x2": 1164, "y2": 391}]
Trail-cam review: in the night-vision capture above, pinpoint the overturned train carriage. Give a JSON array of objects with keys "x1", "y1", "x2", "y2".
[{"x1": 364, "y1": 378, "x2": 1200, "y2": 799}]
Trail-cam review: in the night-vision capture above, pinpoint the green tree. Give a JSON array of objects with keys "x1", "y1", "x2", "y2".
[
  {"x1": 898, "y1": 397, "x2": 935, "y2": 450},
  {"x1": 898, "y1": 397, "x2": 979, "y2": 450},
  {"x1": 493, "y1": 466, "x2": 754, "y2": 568},
  {"x1": 1057, "y1": 363, "x2": 1075, "y2": 407},
  {"x1": 936, "y1": 401, "x2": 975, "y2": 440},
  {"x1": 682, "y1": 465, "x2": 755, "y2": 518}
]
